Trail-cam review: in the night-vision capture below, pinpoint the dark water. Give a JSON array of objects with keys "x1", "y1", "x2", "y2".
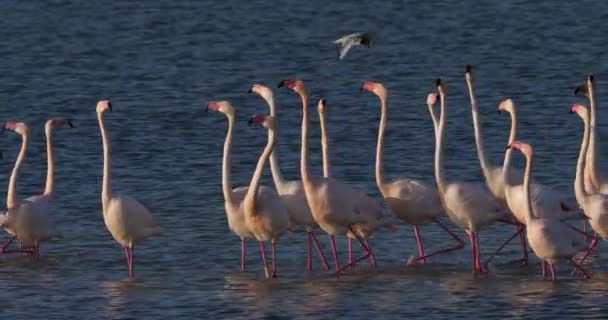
[{"x1": 0, "y1": 0, "x2": 608, "y2": 318}]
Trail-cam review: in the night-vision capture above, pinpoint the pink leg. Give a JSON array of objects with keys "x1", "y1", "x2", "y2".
[
  {"x1": 568, "y1": 224, "x2": 594, "y2": 241},
  {"x1": 413, "y1": 225, "x2": 426, "y2": 264},
  {"x1": 542, "y1": 261, "x2": 547, "y2": 280},
  {"x1": 468, "y1": 232, "x2": 477, "y2": 273},
  {"x1": 549, "y1": 263, "x2": 556, "y2": 281},
  {"x1": 124, "y1": 246, "x2": 134, "y2": 277},
  {"x1": 271, "y1": 240, "x2": 277, "y2": 278},
  {"x1": 129, "y1": 246, "x2": 135, "y2": 277},
  {"x1": 483, "y1": 226, "x2": 522, "y2": 265},
  {"x1": 310, "y1": 232, "x2": 329, "y2": 271},
  {"x1": 410, "y1": 219, "x2": 465, "y2": 264},
  {"x1": 336, "y1": 227, "x2": 373, "y2": 274},
  {"x1": 348, "y1": 239, "x2": 354, "y2": 269},
  {"x1": 572, "y1": 235, "x2": 598, "y2": 275},
  {"x1": 329, "y1": 235, "x2": 340, "y2": 271},
  {"x1": 258, "y1": 241, "x2": 270, "y2": 279},
  {"x1": 241, "y1": 238, "x2": 246, "y2": 272},
  {"x1": 307, "y1": 232, "x2": 313, "y2": 272},
  {"x1": 365, "y1": 239, "x2": 377, "y2": 268},
  {"x1": 0, "y1": 236, "x2": 16, "y2": 253},
  {"x1": 518, "y1": 225, "x2": 528, "y2": 265},
  {"x1": 570, "y1": 258, "x2": 590, "y2": 279}
]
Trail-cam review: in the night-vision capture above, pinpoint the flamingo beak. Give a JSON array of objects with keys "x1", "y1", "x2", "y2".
[
  {"x1": 277, "y1": 81, "x2": 284, "y2": 88},
  {"x1": 67, "y1": 120, "x2": 74, "y2": 128},
  {"x1": 107, "y1": 102, "x2": 113, "y2": 111}
]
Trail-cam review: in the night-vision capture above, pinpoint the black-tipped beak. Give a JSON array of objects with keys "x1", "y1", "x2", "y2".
[
  {"x1": 320, "y1": 98, "x2": 326, "y2": 106},
  {"x1": 506, "y1": 144, "x2": 512, "y2": 150},
  {"x1": 465, "y1": 64, "x2": 473, "y2": 74},
  {"x1": 108, "y1": 102, "x2": 113, "y2": 111},
  {"x1": 498, "y1": 110, "x2": 502, "y2": 114},
  {"x1": 205, "y1": 106, "x2": 210, "y2": 113},
  {"x1": 248, "y1": 117, "x2": 255, "y2": 126},
  {"x1": 248, "y1": 87, "x2": 253, "y2": 94},
  {"x1": 589, "y1": 75, "x2": 595, "y2": 82},
  {"x1": 277, "y1": 81, "x2": 284, "y2": 88},
  {"x1": 67, "y1": 120, "x2": 74, "y2": 128},
  {"x1": 436, "y1": 78, "x2": 442, "y2": 86},
  {"x1": 570, "y1": 109, "x2": 575, "y2": 114}
]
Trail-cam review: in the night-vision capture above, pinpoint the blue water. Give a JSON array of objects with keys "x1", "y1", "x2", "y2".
[{"x1": 0, "y1": 0, "x2": 608, "y2": 318}]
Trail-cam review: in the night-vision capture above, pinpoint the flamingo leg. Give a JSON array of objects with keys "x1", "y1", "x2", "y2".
[
  {"x1": 483, "y1": 226, "x2": 522, "y2": 265},
  {"x1": 468, "y1": 232, "x2": 476, "y2": 273},
  {"x1": 335, "y1": 227, "x2": 372, "y2": 274},
  {"x1": 517, "y1": 225, "x2": 529, "y2": 266},
  {"x1": 271, "y1": 240, "x2": 277, "y2": 278},
  {"x1": 409, "y1": 219, "x2": 465, "y2": 265},
  {"x1": 569, "y1": 258, "x2": 590, "y2": 279},
  {"x1": 0, "y1": 236, "x2": 16, "y2": 254},
  {"x1": 258, "y1": 241, "x2": 270, "y2": 279},
  {"x1": 348, "y1": 239, "x2": 354, "y2": 269},
  {"x1": 567, "y1": 224, "x2": 594, "y2": 241},
  {"x1": 329, "y1": 235, "x2": 341, "y2": 272},
  {"x1": 241, "y1": 238, "x2": 246, "y2": 272},
  {"x1": 549, "y1": 263, "x2": 556, "y2": 281},
  {"x1": 572, "y1": 235, "x2": 598, "y2": 275},
  {"x1": 413, "y1": 225, "x2": 426, "y2": 264},
  {"x1": 365, "y1": 239, "x2": 377, "y2": 268},
  {"x1": 310, "y1": 232, "x2": 329, "y2": 271},
  {"x1": 129, "y1": 246, "x2": 135, "y2": 277},
  {"x1": 307, "y1": 232, "x2": 313, "y2": 272},
  {"x1": 541, "y1": 261, "x2": 547, "y2": 280}
]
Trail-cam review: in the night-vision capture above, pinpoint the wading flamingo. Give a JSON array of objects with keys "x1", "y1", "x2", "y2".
[
  {"x1": 316, "y1": 97, "x2": 391, "y2": 268},
  {"x1": 360, "y1": 81, "x2": 464, "y2": 266},
  {"x1": 571, "y1": 104, "x2": 608, "y2": 268},
  {"x1": 433, "y1": 79, "x2": 507, "y2": 273},
  {"x1": 96, "y1": 100, "x2": 162, "y2": 278},
  {"x1": 279, "y1": 79, "x2": 372, "y2": 273},
  {"x1": 508, "y1": 140, "x2": 588, "y2": 281},
  {"x1": 245, "y1": 114, "x2": 291, "y2": 278},
  {"x1": 249, "y1": 85, "x2": 329, "y2": 272},
  {"x1": 575, "y1": 75, "x2": 608, "y2": 193},
  {"x1": 207, "y1": 101, "x2": 254, "y2": 272}
]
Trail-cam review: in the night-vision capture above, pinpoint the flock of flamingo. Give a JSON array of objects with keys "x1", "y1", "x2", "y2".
[{"x1": 0, "y1": 66, "x2": 605, "y2": 281}]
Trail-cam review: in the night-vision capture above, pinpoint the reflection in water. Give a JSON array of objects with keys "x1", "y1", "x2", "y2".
[{"x1": 100, "y1": 278, "x2": 138, "y2": 319}]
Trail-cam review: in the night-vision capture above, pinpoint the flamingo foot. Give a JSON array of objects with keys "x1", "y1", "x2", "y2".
[
  {"x1": 570, "y1": 258, "x2": 590, "y2": 279},
  {"x1": 310, "y1": 232, "x2": 330, "y2": 271}
]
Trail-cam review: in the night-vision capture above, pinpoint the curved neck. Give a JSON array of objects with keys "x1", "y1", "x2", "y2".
[
  {"x1": 43, "y1": 125, "x2": 55, "y2": 197},
  {"x1": 523, "y1": 151, "x2": 535, "y2": 222},
  {"x1": 375, "y1": 96, "x2": 388, "y2": 189},
  {"x1": 502, "y1": 108, "x2": 518, "y2": 186},
  {"x1": 97, "y1": 113, "x2": 112, "y2": 208},
  {"x1": 300, "y1": 94, "x2": 313, "y2": 185},
  {"x1": 575, "y1": 111, "x2": 592, "y2": 203},
  {"x1": 587, "y1": 79, "x2": 599, "y2": 189},
  {"x1": 7, "y1": 132, "x2": 29, "y2": 209},
  {"x1": 222, "y1": 113, "x2": 236, "y2": 204},
  {"x1": 428, "y1": 103, "x2": 439, "y2": 135},
  {"x1": 467, "y1": 77, "x2": 492, "y2": 182},
  {"x1": 434, "y1": 93, "x2": 447, "y2": 197},
  {"x1": 319, "y1": 108, "x2": 331, "y2": 178},
  {"x1": 266, "y1": 95, "x2": 285, "y2": 188},
  {"x1": 245, "y1": 129, "x2": 277, "y2": 214}
]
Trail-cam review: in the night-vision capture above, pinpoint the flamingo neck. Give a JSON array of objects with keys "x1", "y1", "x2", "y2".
[
  {"x1": 43, "y1": 124, "x2": 55, "y2": 197},
  {"x1": 523, "y1": 151, "x2": 535, "y2": 223},
  {"x1": 467, "y1": 77, "x2": 492, "y2": 184},
  {"x1": 245, "y1": 128, "x2": 277, "y2": 215},
  {"x1": 502, "y1": 108, "x2": 518, "y2": 187},
  {"x1": 300, "y1": 94, "x2": 313, "y2": 185},
  {"x1": 375, "y1": 96, "x2": 388, "y2": 189},
  {"x1": 266, "y1": 95, "x2": 285, "y2": 189},
  {"x1": 427, "y1": 102, "x2": 439, "y2": 136},
  {"x1": 575, "y1": 110, "x2": 592, "y2": 205},
  {"x1": 586, "y1": 79, "x2": 600, "y2": 190},
  {"x1": 222, "y1": 113, "x2": 236, "y2": 205},
  {"x1": 434, "y1": 93, "x2": 447, "y2": 198},
  {"x1": 319, "y1": 108, "x2": 331, "y2": 178},
  {"x1": 7, "y1": 132, "x2": 29, "y2": 209},
  {"x1": 98, "y1": 112, "x2": 112, "y2": 209}
]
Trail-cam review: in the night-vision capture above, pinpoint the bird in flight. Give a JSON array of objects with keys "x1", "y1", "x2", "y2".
[{"x1": 334, "y1": 32, "x2": 371, "y2": 60}]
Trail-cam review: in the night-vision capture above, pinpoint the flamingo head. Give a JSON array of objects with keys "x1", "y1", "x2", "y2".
[
  {"x1": 1, "y1": 122, "x2": 29, "y2": 136},
  {"x1": 465, "y1": 64, "x2": 473, "y2": 81},
  {"x1": 248, "y1": 114, "x2": 275, "y2": 130},
  {"x1": 360, "y1": 81, "x2": 387, "y2": 98},
  {"x1": 426, "y1": 93, "x2": 438, "y2": 106},
  {"x1": 571, "y1": 103, "x2": 589, "y2": 119},
  {"x1": 248, "y1": 84, "x2": 273, "y2": 102},
  {"x1": 277, "y1": 79, "x2": 306, "y2": 96},
  {"x1": 317, "y1": 98, "x2": 327, "y2": 113},
  {"x1": 207, "y1": 101, "x2": 234, "y2": 115},
  {"x1": 436, "y1": 78, "x2": 447, "y2": 96},
  {"x1": 508, "y1": 141, "x2": 533, "y2": 157},
  {"x1": 96, "y1": 100, "x2": 112, "y2": 113},
  {"x1": 46, "y1": 117, "x2": 74, "y2": 129},
  {"x1": 574, "y1": 83, "x2": 589, "y2": 97},
  {"x1": 498, "y1": 99, "x2": 514, "y2": 113}
]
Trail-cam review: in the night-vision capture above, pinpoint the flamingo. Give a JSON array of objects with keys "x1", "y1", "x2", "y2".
[
  {"x1": 0, "y1": 121, "x2": 65, "y2": 256},
  {"x1": 432, "y1": 79, "x2": 507, "y2": 273},
  {"x1": 248, "y1": 84, "x2": 329, "y2": 272},
  {"x1": 96, "y1": 100, "x2": 162, "y2": 277},
  {"x1": 575, "y1": 75, "x2": 608, "y2": 193},
  {"x1": 571, "y1": 104, "x2": 608, "y2": 268},
  {"x1": 207, "y1": 101, "x2": 255, "y2": 272},
  {"x1": 316, "y1": 97, "x2": 390, "y2": 268},
  {"x1": 279, "y1": 79, "x2": 373, "y2": 273},
  {"x1": 360, "y1": 81, "x2": 464, "y2": 266},
  {"x1": 507, "y1": 140, "x2": 588, "y2": 281},
  {"x1": 244, "y1": 114, "x2": 292, "y2": 278}
]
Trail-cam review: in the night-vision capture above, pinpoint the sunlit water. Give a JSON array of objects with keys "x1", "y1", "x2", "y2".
[{"x1": 0, "y1": 0, "x2": 608, "y2": 318}]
